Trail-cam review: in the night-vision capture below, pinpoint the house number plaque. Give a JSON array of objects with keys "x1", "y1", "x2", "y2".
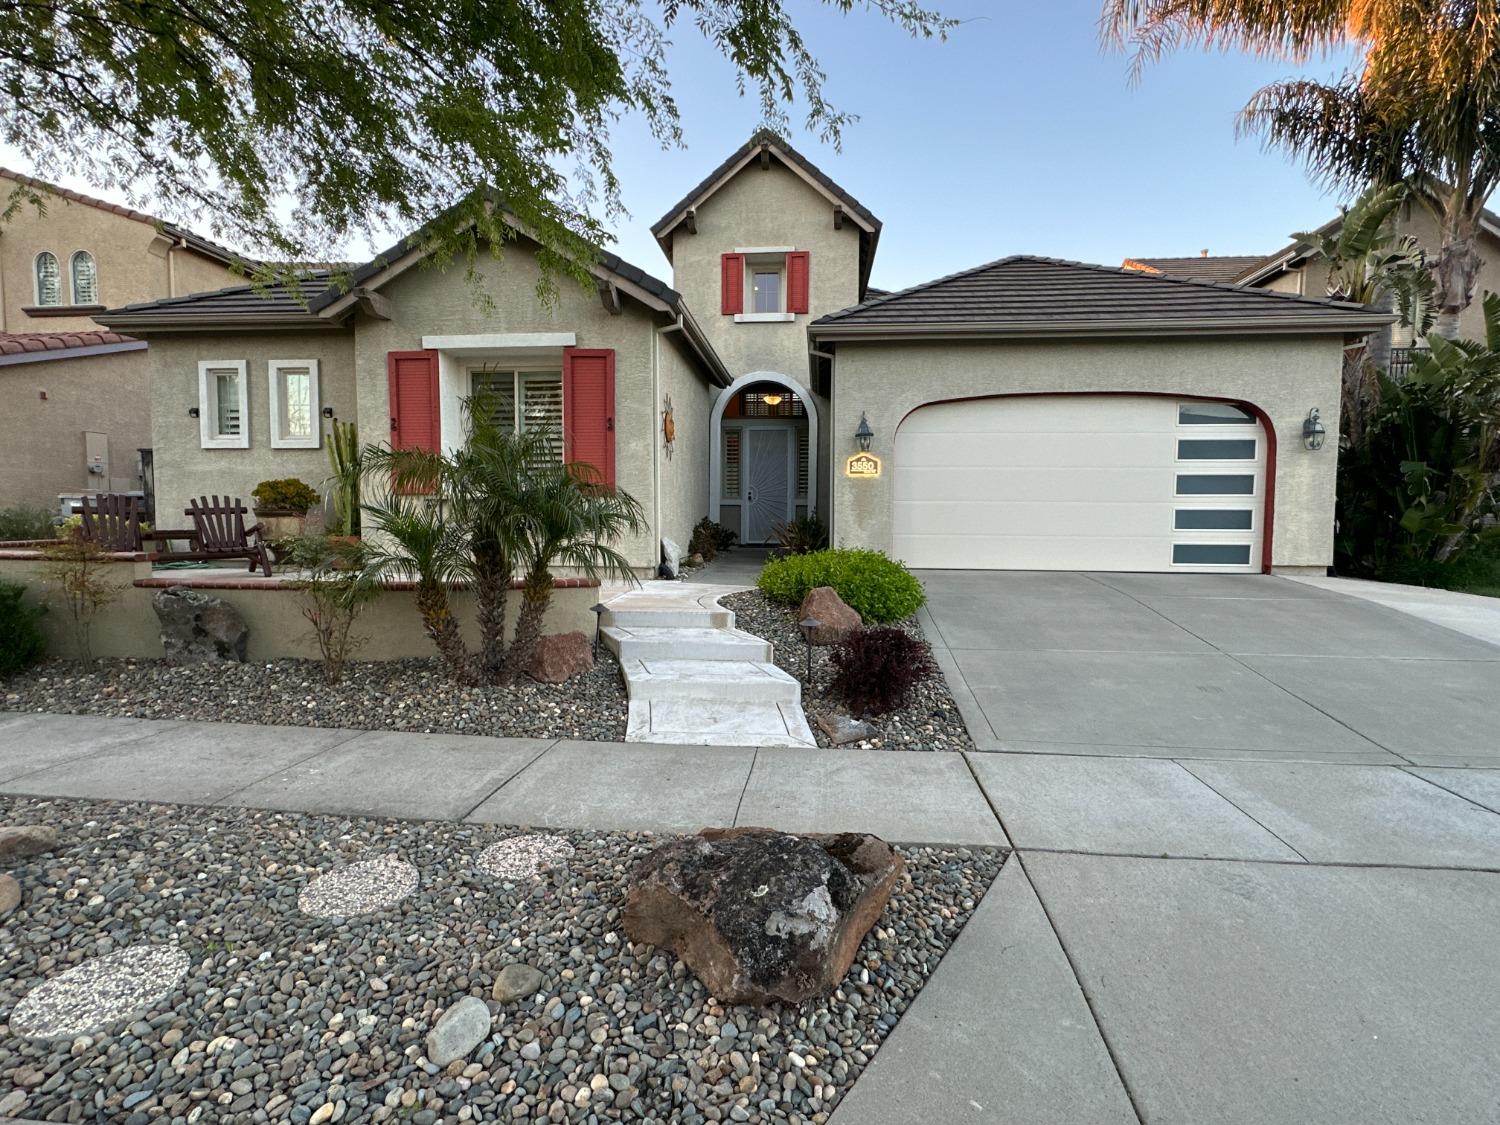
[{"x1": 845, "y1": 452, "x2": 882, "y2": 478}]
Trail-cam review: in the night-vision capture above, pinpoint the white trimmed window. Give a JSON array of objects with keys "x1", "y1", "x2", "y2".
[
  {"x1": 268, "y1": 359, "x2": 320, "y2": 448},
  {"x1": 198, "y1": 360, "x2": 249, "y2": 448},
  {"x1": 34, "y1": 252, "x2": 61, "y2": 306},
  {"x1": 70, "y1": 251, "x2": 98, "y2": 305},
  {"x1": 469, "y1": 367, "x2": 564, "y2": 462}
]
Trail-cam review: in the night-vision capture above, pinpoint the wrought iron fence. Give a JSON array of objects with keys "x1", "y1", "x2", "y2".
[{"x1": 1388, "y1": 347, "x2": 1430, "y2": 380}]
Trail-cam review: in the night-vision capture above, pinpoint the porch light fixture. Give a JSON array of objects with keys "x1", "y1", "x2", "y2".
[
  {"x1": 322, "y1": 406, "x2": 335, "y2": 419},
  {"x1": 799, "y1": 616, "x2": 821, "y2": 685},
  {"x1": 761, "y1": 392, "x2": 783, "y2": 407},
  {"x1": 590, "y1": 602, "x2": 608, "y2": 657},
  {"x1": 1303, "y1": 408, "x2": 1327, "y2": 451},
  {"x1": 187, "y1": 406, "x2": 200, "y2": 418},
  {"x1": 855, "y1": 412, "x2": 874, "y2": 452}
]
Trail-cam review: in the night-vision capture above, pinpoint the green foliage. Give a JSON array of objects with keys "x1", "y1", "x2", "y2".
[
  {"x1": 828, "y1": 626, "x2": 937, "y2": 717},
  {"x1": 284, "y1": 534, "x2": 382, "y2": 684},
  {"x1": 689, "y1": 517, "x2": 738, "y2": 562},
  {"x1": 0, "y1": 581, "x2": 46, "y2": 677},
  {"x1": 1336, "y1": 292, "x2": 1500, "y2": 574},
  {"x1": 39, "y1": 538, "x2": 123, "y2": 670},
  {"x1": 772, "y1": 513, "x2": 828, "y2": 556},
  {"x1": 758, "y1": 548, "x2": 925, "y2": 624},
  {"x1": 325, "y1": 418, "x2": 362, "y2": 536},
  {"x1": 252, "y1": 478, "x2": 321, "y2": 514},
  {"x1": 0, "y1": 2, "x2": 952, "y2": 279},
  {"x1": 0, "y1": 505, "x2": 55, "y2": 542}
]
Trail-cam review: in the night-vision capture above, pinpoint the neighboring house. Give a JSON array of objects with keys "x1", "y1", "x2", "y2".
[
  {"x1": 1120, "y1": 252, "x2": 1270, "y2": 285},
  {"x1": 0, "y1": 169, "x2": 249, "y2": 510},
  {"x1": 98, "y1": 133, "x2": 1389, "y2": 575}
]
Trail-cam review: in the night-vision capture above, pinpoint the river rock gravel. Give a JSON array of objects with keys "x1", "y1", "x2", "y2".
[
  {"x1": 1, "y1": 652, "x2": 628, "y2": 743},
  {"x1": 720, "y1": 591, "x2": 975, "y2": 753},
  {"x1": 0, "y1": 795, "x2": 1005, "y2": 1124}
]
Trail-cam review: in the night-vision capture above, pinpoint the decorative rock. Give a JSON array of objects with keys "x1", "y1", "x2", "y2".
[
  {"x1": 0, "y1": 824, "x2": 59, "y2": 860},
  {"x1": 11, "y1": 944, "x2": 191, "y2": 1039},
  {"x1": 491, "y1": 964, "x2": 546, "y2": 1004},
  {"x1": 815, "y1": 712, "x2": 878, "y2": 746},
  {"x1": 0, "y1": 872, "x2": 20, "y2": 918},
  {"x1": 797, "y1": 587, "x2": 862, "y2": 645},
  {"x1": 622, "y1": 827, "x2": 906, "y2": 1005},
  {"x1": 152, "y1": 586, "x2": 249, "y2": 663},
  {"x1": 527, "y1": 632, "x2": 594, "y2": 684},
  {"x1": 660, "y1": 537, "x2": 683, "y2": 579},
  {"x1": 0, "y1": 1090, "x2": 26, "y2": 1116},
  {"x1": 426, "y1": 997, "x2": 492, "y2": 1067}
]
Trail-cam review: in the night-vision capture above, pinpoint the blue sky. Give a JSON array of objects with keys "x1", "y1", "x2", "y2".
[{"x1": 2, "y1": 1, "x2": 1362, "y2": 290}]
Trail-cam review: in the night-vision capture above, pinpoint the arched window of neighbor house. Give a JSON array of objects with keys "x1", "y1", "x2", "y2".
[
  {"x1": 70, "y1": 251, "x2": 98, "y2": 305},
  {"x1": 34, "y1": 251, "x2": 61, "y2": 305}
]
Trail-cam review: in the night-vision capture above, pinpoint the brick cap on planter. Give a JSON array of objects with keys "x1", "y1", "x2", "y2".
[{"x1": 130, "y1": 573, "x2": 601, "y2": 592}]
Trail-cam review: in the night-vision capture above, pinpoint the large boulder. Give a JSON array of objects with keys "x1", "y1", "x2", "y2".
[
  {"x1": 659, "y1": 537, "x2": 684, "y2": 579},
  {"x1": 152, "y1": 586, "x2": 248, "y2": 663},
  {"x1": 622, "y1": 827, "x2": 905, "y2": 1005},
  {"x1": 528, "y1": 631, "x2": 594, "y2": 684},
  {"x1": 797, "y1": 586, "x2": 862, "y2": 645},
  {"x1": 0, "y1": 825, "x2": 58, "y2": 861}
]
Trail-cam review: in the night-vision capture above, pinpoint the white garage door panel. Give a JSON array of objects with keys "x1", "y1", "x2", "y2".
[{"x1": 892, "y1": 396, "x2": 1265, "y2": 573}]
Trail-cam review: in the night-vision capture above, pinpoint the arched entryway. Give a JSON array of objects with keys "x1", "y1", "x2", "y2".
[{"x1": 710, "y1": 371, "x2": 819, "y2": 544}]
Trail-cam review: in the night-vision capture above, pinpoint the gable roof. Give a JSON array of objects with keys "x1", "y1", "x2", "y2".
[
  {"x1": 0, "y1": 168, "x2": 255, "y2": 269},
  {"x1": 1122, "y1": 254, "x2": 1271, "y2": 285},
  {"x1": 650, "y1": 131, "x2": 882, "y2": 294},
  {"x1": 809, "y1": 255, "x2": 1393, "y2": 340}
]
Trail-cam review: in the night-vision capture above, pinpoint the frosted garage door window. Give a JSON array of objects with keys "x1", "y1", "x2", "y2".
[
  {"x1": 1173, "y1": 543, "x2": 1253, "y2": 565},
  {"x1": 1176, "y1": 474, "x2": 1255, "y2": 495}
]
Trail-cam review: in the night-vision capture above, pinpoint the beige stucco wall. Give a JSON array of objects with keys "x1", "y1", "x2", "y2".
[
  {"x1": 668, "y1": 160, "x2": 862, "y2": 381},
  {"x1": 0, "y1": 176, "x2": 241, "y2": 333},
  {"x1": 146, "y1": 330, "x2": 356, "y2": 528},
  {"x1": 656, "y1": 329, "x2": 714, "y2": 552},
  {"x1": 0, "y1": 348, "x2": 151, "y2": 509},
  {"x1": 828, "y1": 334, "x2": 1345, "y2": 569}
]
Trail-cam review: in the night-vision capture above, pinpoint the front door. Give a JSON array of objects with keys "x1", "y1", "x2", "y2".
[{"x1": 743, "y1": 426, "x2": 792, "y2": 544}]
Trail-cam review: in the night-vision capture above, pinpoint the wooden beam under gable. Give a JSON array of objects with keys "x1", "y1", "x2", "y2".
[{"x1": 597, "y1": 279, "x2": 622, "y2": 316}]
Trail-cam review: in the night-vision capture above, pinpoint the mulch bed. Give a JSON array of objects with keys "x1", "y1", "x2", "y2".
[
  {"x1": 0, "y1": 795, "x2": 1005, "y2": 1124},
  {"x1": 0, "y1": 653, "x2": 629, "y2": 744},
  {"x1": 719, "y1": 591, "x2": 975, "y2": 753}
]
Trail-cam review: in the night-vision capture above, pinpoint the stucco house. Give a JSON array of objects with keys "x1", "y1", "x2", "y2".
[
  {"x1": 0, "y1": 169, "x2": 248, "y2": 510},
  {"x1": 97, "y1": 132, "x2": 1389, "y2": 575}
]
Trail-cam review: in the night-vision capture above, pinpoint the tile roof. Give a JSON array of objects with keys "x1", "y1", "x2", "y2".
[
  {"x1": 0, "y1": 329, "x2": 140, "y2": 355},
  {"x1": 811, "y1": 255, "x2": 1392, "y2": 335},
  {"x1": 97, "y1": 273, "x2": 338, "y2": 326},
  {"x1": 1122, "y1": 255, "x2": 1271, "y2": 284},
  {"x1": 0, "y1": 168, "x2": 255, "y2": 268}
]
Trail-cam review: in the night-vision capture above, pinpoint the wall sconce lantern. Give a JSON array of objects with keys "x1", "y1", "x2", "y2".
[
  {"x1": 187, "y1": 406, "x2": 200, "y2": 418},
  {"x1": 322, "y1": 406, "x2": 335, "y2": 419},
  {"x1": 855, "y1": 412, "x2": 874, "y2": 452},
  {"x1": 1303, "y1": 408, "x2": 1327, "y2": 451}
]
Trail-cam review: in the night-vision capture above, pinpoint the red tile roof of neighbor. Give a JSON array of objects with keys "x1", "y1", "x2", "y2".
[{"x1": 0, "y1": 330, "x2": 139, "y2": 355}]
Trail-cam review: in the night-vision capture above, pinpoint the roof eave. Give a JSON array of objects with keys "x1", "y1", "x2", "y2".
[
  {"x1": 809, "y1": 314, "x2": 1396, "y2": 342},
  {"x1": 92, "y1": 313, "x2": 332, "y2": 331}
]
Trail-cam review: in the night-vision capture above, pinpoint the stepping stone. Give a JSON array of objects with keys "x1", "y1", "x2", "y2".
[
  {"x1": 298, "y1": 855, "x2": 417, "y2": 918},
  {"x1": 476, "y1": 835, "x2": 574, "y2": 881},
  {"x1": 628, "y1": 699, "x2": 817, "y2": 748},
  {"x1": 11, "y1": 944, "x2": 190, "y2": 1039},
  {"x1": 621, "y1": 658, "x2": 800, "y2": 702},
  {"x1": 602, "y1": 625, "x2": 772, "y2": 662}
]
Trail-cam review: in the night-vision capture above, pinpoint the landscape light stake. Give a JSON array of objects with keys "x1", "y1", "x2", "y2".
[
  {"x1": 799, "y1": 616, "x2": 821, "y2": 687},
  {"x1": 591, "y1": 602, "x2": 608, "y2": 657}
]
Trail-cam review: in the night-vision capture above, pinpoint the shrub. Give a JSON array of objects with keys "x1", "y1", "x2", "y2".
[
  {"x1": 0, "y1": 582, "x2": 46, "y2": 676},
  {"x1": 689, "y1": 516, "x2": 737, "y2": 561},
  {"x1": 0, "y1": 505, "x2": 56, "y2": 542},
  {"x1": 39, "y1": 538, "x2": 122, "y2": 669},
  {"x1": 251, "y1": 478, "x2": 321, "y2": 513},
  {"x1": 772, "y1": 513, "x2": 827, "y2": 556},
  {"x1": 758, "y1": 548, "x2": 925, "y2": 624},
  {"x1": 284, "y1": 534, "x2": 381, "y2": 683},
  {"x1": 829, "y1": 626, "x2": 937, "y2": 717}
]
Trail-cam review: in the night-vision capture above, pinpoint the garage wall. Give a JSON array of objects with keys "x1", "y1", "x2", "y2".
[{"x1": 829, "y1": 334, "x2": 1344, "y2": 570}]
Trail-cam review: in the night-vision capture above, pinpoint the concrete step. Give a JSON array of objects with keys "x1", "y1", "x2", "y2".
[
  {"x1": 620, "y1": 658, "x2": 800, "y2": 703},
  {"x1": 603, "y1": 605, "x2": 734, "y2": 630},
  {"x1": 603, "y1": 625, "x2": 773, "y2": 663},
  {"x1": 626, "y1": 699, "x2": 817, "y2": 748}
]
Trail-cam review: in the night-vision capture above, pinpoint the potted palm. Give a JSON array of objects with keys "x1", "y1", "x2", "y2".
[{"x1": 251, "y1": 478, "x2": 322, "y2": 558}]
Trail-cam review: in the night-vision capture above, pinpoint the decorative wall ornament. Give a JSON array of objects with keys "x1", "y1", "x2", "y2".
[{"x1": 662, "y1": 394, "x2": 676, "y2": 459}]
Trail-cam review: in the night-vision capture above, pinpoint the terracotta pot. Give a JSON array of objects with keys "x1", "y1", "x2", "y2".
[
  {"x1": 253, "y1": 509, "x2": 308, "y2": 561},
  {"x1": 324, "y1": 534, "x2": 363, "y2": 569}
]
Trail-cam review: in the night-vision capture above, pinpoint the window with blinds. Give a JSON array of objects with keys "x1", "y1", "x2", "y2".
[
  {"x1": 724, "y1": 429, "x2": 742, "y2": 499},
  {"x1": 797, "y1": 429, "x2": 809, "y2": 497},
  {"x1": 198, "y1": 360, "x2": 249, "y2": 448},
  {"x1": 469, "y1": 368, "x2": 564, "y2": 462},
  {"x1": 34, "y1": 252, "x2": 61, "y2": 305},
  {"x1": 70, "y1": 251, "x2": 98, "y2": 304}
]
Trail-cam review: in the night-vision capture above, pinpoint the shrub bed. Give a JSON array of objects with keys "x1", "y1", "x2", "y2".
[{"x1": 757, "y1": 548, "x2": 924, "y2": 624}]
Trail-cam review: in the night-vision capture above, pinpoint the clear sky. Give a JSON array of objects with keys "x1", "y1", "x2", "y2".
[{"x1": 1, "y1": 1, "x2": 1362, "y2": 292}]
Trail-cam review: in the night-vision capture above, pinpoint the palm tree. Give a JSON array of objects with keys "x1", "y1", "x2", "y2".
[
  {"x1": 504, "y1": 459, "x2": 646, "y2": 681},
  {"x1": 1102, "y1": 0, "x2": 1500, "y2": 337}
]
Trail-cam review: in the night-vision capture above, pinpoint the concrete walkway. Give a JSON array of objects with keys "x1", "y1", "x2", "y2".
[{"x1": 1286, "y1": 572, "x2": 1500, "y2": 649}]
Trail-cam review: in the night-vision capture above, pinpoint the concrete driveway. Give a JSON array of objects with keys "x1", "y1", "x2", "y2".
[{"x1": 919, "y1": 569, "x2": 1500, "y2": 766}]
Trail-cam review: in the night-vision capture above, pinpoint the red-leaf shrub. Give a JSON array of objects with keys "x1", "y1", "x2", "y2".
[{"x1": 828, "y1": 626, "x2": 938, "y2": 717}]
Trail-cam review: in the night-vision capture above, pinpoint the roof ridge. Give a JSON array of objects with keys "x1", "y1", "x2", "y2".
[{"x1": 819, "y1": 255, "x2": 1027, "y2": 321}]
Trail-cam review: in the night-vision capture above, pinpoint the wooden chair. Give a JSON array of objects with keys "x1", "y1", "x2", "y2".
[
  {"x1": 146, "y1": 495, "x2": 273, "y2": 576},
  {"x1": 77, "y1": 493, "x2": 145, "y2": 552}
]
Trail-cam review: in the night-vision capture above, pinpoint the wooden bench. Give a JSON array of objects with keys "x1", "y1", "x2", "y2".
[
  {"x1": 78, "y1": 493, "x2": 145, "y2": 552},
  {"x1": 147, "y1": 495, "x2": 273, "y2": 576}
]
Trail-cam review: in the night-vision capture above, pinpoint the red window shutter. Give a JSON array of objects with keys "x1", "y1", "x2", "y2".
[
  {"x1": 721, "y1": 253, "x2": 745, "y2": 315},
  {"x1": 563, "y1": 347, "x2": 615, "y2": 488},
  {"x1": 787, "y1": 250, "x2": 810, "y2": 314},
  {"x1": 387, "y1": 350, "x2": 441, "y2": 452}
]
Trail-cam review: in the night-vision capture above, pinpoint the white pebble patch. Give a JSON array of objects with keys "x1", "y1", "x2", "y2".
[
  {"x1": 298, "y1": 855, "x2": 418, "y2": 918},
  {"x1": 11, "y1": 944, "x2": 190, "y2": 1039},
  {"x1": 477, "y1": 835, "x2": 575, "y2": 881}
]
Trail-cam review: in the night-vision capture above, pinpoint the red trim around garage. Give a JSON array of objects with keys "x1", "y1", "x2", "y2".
[{"x1": 895, "y1": 391, "x2": 1279, "y2": 574}]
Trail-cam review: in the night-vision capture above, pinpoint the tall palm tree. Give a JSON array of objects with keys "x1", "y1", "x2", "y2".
[{"x1": 1102, "y1": 0, "x2": 1500, "y2": 337}]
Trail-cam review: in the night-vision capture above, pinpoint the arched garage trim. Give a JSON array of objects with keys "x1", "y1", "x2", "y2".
[
  {"x1": 895, "y1": 391, "x2": 1279, "y2": 574},
  {"x1": 709, "y1": 370, "x2": 820, "y2": 527}
]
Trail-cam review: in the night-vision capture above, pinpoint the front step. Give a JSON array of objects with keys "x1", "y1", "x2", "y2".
[
  {"x1": 603, "y1": 605, "x2": 734, "y2": 630},
  {"x1": 603, "y1": 624, "x2": 772, "y2": 663},
  {"x1": 626, "y1": 699, "x2": 817, "y2": 747},
  {"x1": 620, "y1": 658, "x2": 801, "y2": 703}
]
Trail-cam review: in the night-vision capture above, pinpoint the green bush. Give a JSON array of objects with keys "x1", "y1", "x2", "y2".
[
  {"x1": 0, "y1": 581, "x2": 46, "y2": 676},
  {"x1": 251, "y1": 478, "x2": 321, "y2": 513},
  {"x1": 0, "y1": 504, "x2": 56, "y2": 541},
  {"x1": 758, "y1": 548, "x2": 925, "y2": 624}
]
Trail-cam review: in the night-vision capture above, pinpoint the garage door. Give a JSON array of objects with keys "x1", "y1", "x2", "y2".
[{"x1": 892, "y1": 396, "x2": 1267, "y2": 572}]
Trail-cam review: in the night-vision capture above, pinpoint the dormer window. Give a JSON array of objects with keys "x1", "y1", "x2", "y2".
[{"x1": 723, "y1": 248, "x2": 810, "y2": 321}]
